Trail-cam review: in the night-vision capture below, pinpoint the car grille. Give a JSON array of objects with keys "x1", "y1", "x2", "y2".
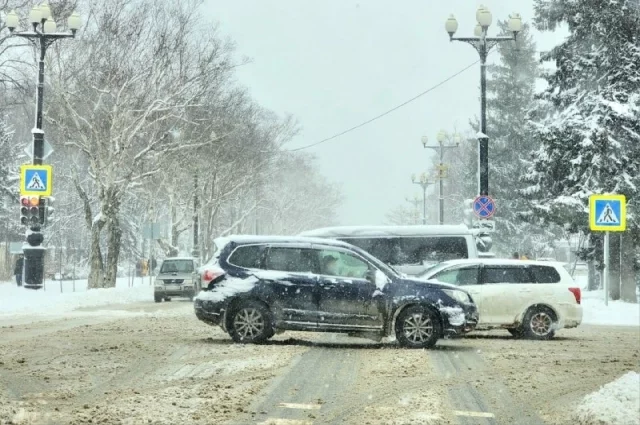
[{"x1": 163, "y1": 279, "x2": 184, "y2": 284}]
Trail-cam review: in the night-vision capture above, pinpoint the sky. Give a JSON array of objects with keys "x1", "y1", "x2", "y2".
[{"x1": 203, "y1": 1, "x2": 567, "y2": 226}]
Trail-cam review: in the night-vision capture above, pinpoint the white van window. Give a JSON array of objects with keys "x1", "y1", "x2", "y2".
[{"x1": 340, "y1": 236, "x2": 468, "y2": 265}]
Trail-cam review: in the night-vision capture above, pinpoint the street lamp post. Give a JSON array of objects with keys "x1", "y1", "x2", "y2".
[
  {"x1": 6, "y1": 4, "x2": 81, "y2": 289},
  {"x1": 422, "y1": 131, "x2": 460, "y2": 225},
  {"x1": 445, "y1": 6, "x2": 522, "y2": 196},
  {"x1": 411, "y1": 173, "x2": 434, "y2": 225},
  {"x1": 405, "y1": 195, "x2": 422, "y2": 225}
]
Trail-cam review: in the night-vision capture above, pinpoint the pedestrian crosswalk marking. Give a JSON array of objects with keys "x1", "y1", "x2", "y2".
[
  {"x1": 596, "y1": 203, "x2": 619, "y2": 225},
  {"x1": 26, "y1": 172, "x2": 45, "y2": 190},
  {"x1": 454, "y1": 410, "x2": 495, "y2": 418}
]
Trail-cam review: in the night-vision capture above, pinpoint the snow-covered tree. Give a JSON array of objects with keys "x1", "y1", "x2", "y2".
[
  {"x1": 483, "y1": 21, "x2": 562, "y2": 253},
  {"x1": 46, "y1": 0, "x2": 240, "y2": 287},
  {"x1": 0, "y1": 117, "x2": 20, "y2": 243},
  {"x1": 524, "y1": 0, "x2": 640, "y2": 300}
]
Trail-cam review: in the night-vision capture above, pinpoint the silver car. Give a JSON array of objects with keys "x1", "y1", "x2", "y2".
[{"x1": 154, "y1": 257, "x2": 200, "y2": 302}]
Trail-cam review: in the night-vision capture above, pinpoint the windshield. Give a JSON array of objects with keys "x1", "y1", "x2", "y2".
[{"x1": 160, "y1": 260, "x2": 194, "y2": 274}]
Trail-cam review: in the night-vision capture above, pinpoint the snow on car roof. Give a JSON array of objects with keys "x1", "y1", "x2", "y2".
[
  {"x1": 298, "y1": 224, "x2": 474, "y2": 238},
  {"x1": 214, "y1": 234, "x2": 355, "y2": 249},
  {"x1": 433, "y1": 258, "x2": 567, "y2": 267}
]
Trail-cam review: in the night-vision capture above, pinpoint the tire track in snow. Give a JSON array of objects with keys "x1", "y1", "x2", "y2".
[{"x1": 430, "y1": 342, "x2": 546, "y2": 425}]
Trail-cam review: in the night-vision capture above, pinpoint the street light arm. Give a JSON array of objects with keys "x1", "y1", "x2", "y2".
[
  {"x1": 450, "y1": 35, "x2": 515, "y2": 57},
  {"x1": 11, "y1": 31, "x2": 75, "y2": 40}
]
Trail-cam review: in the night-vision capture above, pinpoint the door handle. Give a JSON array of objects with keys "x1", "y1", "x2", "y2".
[{"x1": 319, "y1": 281, "x2": 337, "y2": 289}]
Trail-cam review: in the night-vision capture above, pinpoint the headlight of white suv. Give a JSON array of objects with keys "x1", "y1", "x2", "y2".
[{"x1": 443, "y1": 289, "x2": 471, "y2": 304}]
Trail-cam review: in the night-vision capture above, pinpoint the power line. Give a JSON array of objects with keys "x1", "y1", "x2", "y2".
[{"x1": 288, "y1": 60, "x2": 480, "y2": 152}]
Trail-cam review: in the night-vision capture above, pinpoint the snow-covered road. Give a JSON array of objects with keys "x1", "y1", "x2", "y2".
[{"x1": 0, "y1": 296, "x2": 638, "y2": 425}]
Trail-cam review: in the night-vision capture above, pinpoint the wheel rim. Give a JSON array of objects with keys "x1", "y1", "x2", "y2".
[
  {"x1": 403, "y1": 313, "x2": 433, "y2": 343},
  {"x1": 530, "y1": 312, "x2": 552, "y2": 336},
  {"x1": 234, "y1": 308, "x2": 265, "y2": 339}
]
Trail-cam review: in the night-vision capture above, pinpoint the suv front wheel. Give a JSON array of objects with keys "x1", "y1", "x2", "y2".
[
  {"x1": 395, "y1": 305, "x2": 441, "y2": 349},
  {"x1": 228, "y1": 300, "x2": 273, "y2": 344}
]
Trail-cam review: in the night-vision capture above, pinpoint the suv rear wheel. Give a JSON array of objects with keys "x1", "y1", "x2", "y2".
[
  {"x1": 395, "y1": 305, "x2": 441, "y2": 349},
  {"x1": 523, "y1": 306, "x2": 556, "y2": 340},
  {"x1": 229, "y1": 300, "x2": 273, "y2": 344}
]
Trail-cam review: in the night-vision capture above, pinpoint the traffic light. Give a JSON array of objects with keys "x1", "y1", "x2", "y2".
[
  {"x1": 41, "y1": 197, "x2": 54, "y2": 226},
  {"x1": 20, "y1": 196, "x2": 40, "y2": 226}
]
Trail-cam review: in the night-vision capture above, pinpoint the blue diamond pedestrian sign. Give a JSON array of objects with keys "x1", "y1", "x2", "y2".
[
  {"x1": 589, "y1": 194, "x2": 626, "y2": 232},
  {"x1": 20, "y1": 164, "x2": 52, "y2": 197},
  {"x1": 472, "y1": 195, "x2": 496, "y2": 219}
]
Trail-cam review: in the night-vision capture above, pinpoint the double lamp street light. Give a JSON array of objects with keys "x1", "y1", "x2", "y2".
[
  {"x1": 6, "y1": 3, "x2": 81, "y2": 288},
  {"x1": 445, "y1": 5, "x2": 521, "y2": 197}
]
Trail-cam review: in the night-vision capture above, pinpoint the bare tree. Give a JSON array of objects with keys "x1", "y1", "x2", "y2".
[{"x1": 46, "y1": 0, "x2": 238, "y2": 287}]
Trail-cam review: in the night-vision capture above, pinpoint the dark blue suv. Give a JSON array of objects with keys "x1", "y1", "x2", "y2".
[{"x1": 194, "y1": 235, "x2": 478, "y2": 349}]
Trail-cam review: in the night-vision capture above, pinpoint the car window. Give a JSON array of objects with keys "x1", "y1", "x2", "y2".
[
  {"x1": 265, "y1": 247, "x2": 316, "y2": 273},
  {"x1": 160, "y1": 259, "x2": 194, "y2": 273},
  {"x1": 340, "y1": 236, "x2": 469, "y2": 265},
  {"x1": 317, "y1": 249, "x2": 370, "y2": 279},
  {"x1": 481, "y1": 266, "x2": 532, "y2": 284},
  {"x1": 530, "y1": 265, "x2": 561, "y2": 283},
  {"x1": 432, "y1": 266, "x2": 479, "y2": 286},
  {"x1": 228, "y1": 245, "x2": 264, "y2": 269}
]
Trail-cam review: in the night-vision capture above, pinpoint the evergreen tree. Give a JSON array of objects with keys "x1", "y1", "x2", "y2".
[
  {"x1": 484, "y1": 21, "x2": 560, "y2": 255},
  {"x1": 523, "y1": 0, "x2": 640, "y2": 230},
  {"x1": 524, "y1": 0, "x2": 640, "y2": 299}
]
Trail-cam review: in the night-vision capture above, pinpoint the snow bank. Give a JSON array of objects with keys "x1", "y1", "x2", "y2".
[
  {"x1": 581, "y1": 290, "x2": 640, "y2": 327},
  {"x1": 573, "y1": 371, "x2": 640, "y2": 425},
  {"x1": 0, "y1": 277, "x2": 152, "y2": 318}
]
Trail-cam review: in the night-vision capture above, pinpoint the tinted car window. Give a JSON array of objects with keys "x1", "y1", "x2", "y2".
[
  {"x1": 530, "y1": 265, "x2": 561, "y2": 283},
  {"x1": 160, "y1": 260, "x2": 194, "y2": 273},
  {"x1": 341, "y1": 236, "x2": 468, "y2": 265},
  {"x1": 228, "y1": 245, "x2": 264, "y2": 269},
  {"x1": 318, "y1": 250, "x2": 370, "y2": 279},
  {"x1": 482, "y1": 266, "x2": 532, "y2": 284},
  {"x1": 265, "y1": 247, "x2": 316, "y2": 273},
  {"x1": 433, "y1": 266, "x2": 479, "y2": 286}
]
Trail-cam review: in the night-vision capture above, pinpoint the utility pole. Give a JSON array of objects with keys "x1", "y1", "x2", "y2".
[
  {"x1": 7, "y1": 5, "x2": 81, "y2": 289},
  {"x1": 445, "y1": 7, "x2": 522, "y2": 195},
  {"x1": 421, "y1": 131, "x2": 459, "y2": 225}
]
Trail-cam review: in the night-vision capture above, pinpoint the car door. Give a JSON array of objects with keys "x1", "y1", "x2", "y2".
[
  {"x1": 313, "y1": 246, "x2": 384, "y2": 331},
  {"x1": 478, "y1": 265, "x2": 533, "y2": 325},
  {"x1": 262, "y1": 244, "x2": 320, "y2": 328}
]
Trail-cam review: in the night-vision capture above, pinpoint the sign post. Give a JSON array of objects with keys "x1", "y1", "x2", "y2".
[
  {"x1": 589, "y1": 194, "x2": 626, "y2": 306},
  {"x1": 142, "y1": 222, "x2": 166, "y2": 286}
]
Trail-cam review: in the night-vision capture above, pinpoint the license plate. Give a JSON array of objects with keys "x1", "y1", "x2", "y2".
[{"x1": 165, "y1": 284, "x2": 180, "y2": 291}]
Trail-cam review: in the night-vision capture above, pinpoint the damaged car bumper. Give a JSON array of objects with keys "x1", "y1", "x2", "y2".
[{"x1": 440, "y1": 303, "x2": 479, "y2": 337}]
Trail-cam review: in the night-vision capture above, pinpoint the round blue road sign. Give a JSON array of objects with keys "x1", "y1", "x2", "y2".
[{"x1": 473, "y1": 195, "x2": 496, "y2": 219}]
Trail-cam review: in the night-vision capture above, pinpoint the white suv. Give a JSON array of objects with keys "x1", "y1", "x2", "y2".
[{"x1": 418, "y1": 259, "x2": 582, "y2": 339}]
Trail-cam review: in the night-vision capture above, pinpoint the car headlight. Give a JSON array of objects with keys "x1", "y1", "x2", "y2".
[{"x1": 443, "y1": 289, "x2": 471, "y2": 304}]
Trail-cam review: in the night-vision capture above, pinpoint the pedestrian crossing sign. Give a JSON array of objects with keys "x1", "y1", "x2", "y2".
[
  {"x1": 589, "y1": 194, "x2": 626, "y2": 232},
  {"x1": 20, "y1": 164, "x2": 52, "y2": 196}
]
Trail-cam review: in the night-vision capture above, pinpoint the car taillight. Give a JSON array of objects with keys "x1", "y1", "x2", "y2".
[
  {"x1": 203, "y1": 269, "x2": 224, "y2": 283},
  {"x1": 569, "y1": 287, "x2": 581, "y2": 304}
]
